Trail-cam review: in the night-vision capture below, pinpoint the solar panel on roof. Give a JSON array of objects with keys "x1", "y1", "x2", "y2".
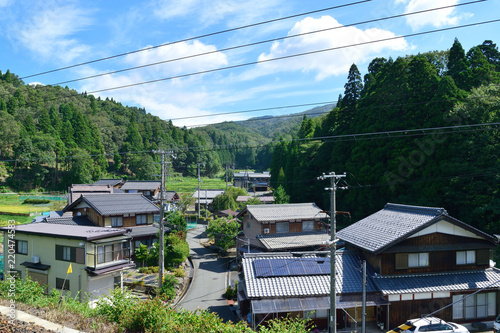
[{"x1": 253, "y1": 257, "x2": 330, "y2": 278}]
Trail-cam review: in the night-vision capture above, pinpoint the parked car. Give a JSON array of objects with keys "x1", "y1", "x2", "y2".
[
  {"x1": 493, "y1": 314, "x2": 500, "y2": 333},
  {"x1": 407, "y1": 317, "x2": 469, "y2": 333}
]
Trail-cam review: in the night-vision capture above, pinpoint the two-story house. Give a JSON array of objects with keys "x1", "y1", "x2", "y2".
[
  {"x1": 233, "y1": 171, "x2": 271, "y2": 192},
  {"x1": 237, "y1": 203, "x2": 329, "y2": 252},
  {"x1": 120, "y1": 180, "x2": 161, "y2": 201},
  {"x1": 1, "y1": 223, "x2": 134, "y2": 301},
  {"x1": 337, "y1": 203, "x2": 500, "y2": 328}
]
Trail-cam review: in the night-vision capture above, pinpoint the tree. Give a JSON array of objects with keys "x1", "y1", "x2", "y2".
[
  {"x1": 338, "y1": 63, "x2": 363, "y2": 127},
  {"x1": 447, "y1": 38, "x2": 470, "y2": 90},
  {"x1": 273, "y1": 185, "x2": 290, "y2": 204},
  {"x1": 206, "y1": 217, "x2": 240, "y2": 251},
  {"x1": 212, "y1": 193, "x2": 238, "y2": 211},
  {"x1": 24, "y1": 114, "x2": 35, "y2": 136},
  {"x1": 164, "y1": 233, "x2": 189, "y2": 267},
  {"x1": 38, "y1": 108, "x2": 54, "y2": 134},
  {"x1": 164, "y1": 211, "x2": 187, "y2": 232}
]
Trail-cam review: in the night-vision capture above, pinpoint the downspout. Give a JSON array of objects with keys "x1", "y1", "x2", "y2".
[{"x1": 78, "y1": 241, "x2": 86, "y2": 302}]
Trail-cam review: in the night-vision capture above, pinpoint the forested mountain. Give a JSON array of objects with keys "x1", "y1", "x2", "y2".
[
  {"x1": 270, "y1": 38, "x2": 500, "y2": 234},
  {"x1": 0, "y1": 73, "x2": 223, "y2": 190}
]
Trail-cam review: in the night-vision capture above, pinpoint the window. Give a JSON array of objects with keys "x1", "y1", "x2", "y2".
[
  {"x1": 153, "y1": 214, "x2": 161, "y2": 223},
  {"x1": 457, "y1": 250, "x2": 476, "y2": 265},
  {"x1": 15, "y1": 240, "x2": 28, "y2": 255},
  {"x1": 305, "y1": 309, "x2": 328, "y2": 319},
  {"x1": 408, "y1": 253, "x2": 429, "y2": 267},
  {"x1": 97, "y1": 246, "x2": 105, "y2": 264},
  {"x1": 56, "y1": 277, "x2": 70, "y2": 291},
  {"x1": 396, "y1": 253, "x2": 429, "y2": 269},
  {"x1": 111, "y1": 216, "x2": 123, "y2": 227},
  {"x1": 453, "y1": 292, "x2": 496, "y2": 320},
  {"x1": 136, "y1": 215, "x2": 147, "y2": 225},
  {"x1": 302, "y1": 221, "x2": 314, "y2": 231},
  {"x1": 276, "y1": 222, "x2": 289, "y2": 233},
  {"x1": 55, "y1": 245, "x2": 84, "y2": 263}
]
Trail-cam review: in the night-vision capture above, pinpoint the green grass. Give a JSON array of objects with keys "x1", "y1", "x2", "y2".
[
  {"x1": 165, "y1": 176, "x2": 227, "y2": 194},
  {"x1": 0, "y1": 214, "x2": 33, "y2": 225}
]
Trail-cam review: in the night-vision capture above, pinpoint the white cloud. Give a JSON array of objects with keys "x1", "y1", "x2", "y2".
[
  {"x1": 255, "y1": 15, "x2": 408, "y2": 81},
  {"x1": 397, "y1": 0, "x2": 470, "y2": 31},
  {"x1": 152, "y1": 0, "x2": 282, "y2": 28},
  {"x1": 9, "y1": 2, "x2": 93, "y2": 63},
  {"x1": 123, "y1": 40, "x2": 228, "y2": 77}
]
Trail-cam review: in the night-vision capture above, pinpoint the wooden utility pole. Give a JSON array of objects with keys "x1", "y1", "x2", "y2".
[{"x1": 317, "y1": 172, "x2": 346, "y2": 333}]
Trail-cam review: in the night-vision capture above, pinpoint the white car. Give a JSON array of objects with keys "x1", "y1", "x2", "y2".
[
  {"x1": 406, "y1": 317, "x2": 469, "y2": 333},
  {"x1": 493, "y1": 314, "x2": 500, "y2": 333}
]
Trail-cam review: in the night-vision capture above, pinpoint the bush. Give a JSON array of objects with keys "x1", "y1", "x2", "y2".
[
  {"x1": 94, "y1": 288, "x2": 138, "y2": 323},
  {"x1": 157, "y1": 274, "x2": 178, "y2": 301},
  {"x1": 22, "y1": 198, "x2": 51, "y2": 204},
  {"x1": 172, "y1": 268, "x2": 185, "y2": 278},
  {"x1": 119, "y1": 298, "x2": 169, "y2": 332}
]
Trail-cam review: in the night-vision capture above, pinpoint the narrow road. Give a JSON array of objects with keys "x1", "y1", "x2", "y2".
[{"x1": 177, "y1": 226, "x2": 237, "y2": 323}]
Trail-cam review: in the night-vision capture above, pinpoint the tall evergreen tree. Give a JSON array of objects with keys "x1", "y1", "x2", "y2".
[
  {"x1": 338, "y1": 64, "x2": 363, "y2": 129},
  {"x1": 49, "y1": 104, "x2": 62, "y2": 134},
  {"x1": 447, "y1": 38, "x2": 470, "y2": 90},
  {"x1": 24, "y1": 114, "x2": 35, "y2": 136},
  {"x1": 38, "y1": 108, "x2": 54, "y2": 134}
]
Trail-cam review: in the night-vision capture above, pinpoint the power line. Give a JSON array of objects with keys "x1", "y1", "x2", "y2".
[
  {"x1": 81, "y1": 18, "x2": 500, "y2": 95},
  {"x1": 50, "y1": 0, "x2": 484, "y2": 86},
  {"x1": 20, "y1": 0, "x2": 372, "y2": 80}
]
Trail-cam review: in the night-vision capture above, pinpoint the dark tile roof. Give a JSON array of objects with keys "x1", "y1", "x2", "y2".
[
  {"x1": 42, "y1": 216, "x2": 97, "y2": 227},
  {"x1": 93, "y1": 179, "x2": 123, "y2": 186},
  {"x1": 65, "y1": 193, "x2": 160, "y2": 216},
  {"x1": 243, "y1": 250, "x2": 377, "y2": 298},
  {"x1": 373, "y1": 268, "x2": 500, "y2": 295},
  {"x1": 337, "y1": 203, "x2": 495, "y2": 254},
  {"x1": 127, "y1": 225, "x2": 164, "y2": 238},
  {"x1": 121, "y1": 180, "x2": 161, "y2": 191},
  {"x1": 0, "y1": 223, "x2": 127, "y2": 241}
]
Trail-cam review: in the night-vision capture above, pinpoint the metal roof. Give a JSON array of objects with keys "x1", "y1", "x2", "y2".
[
  {"x1": 93, "y1": 179, "x2": 123, "y2": 186},
  {"x1": 337, "y1": 203, "x2": 496, "y2": 254},
  {"x1": 193, "y1": 189, "x2": 225, "y2": 200},
  {"x1": 42, "y1": 216, "x2": 97, "y2": 227},
  {"x1": 239, "y1": 203, "x2": 327, "y2": 223},
  {"x1": 236, "y1": 196, "x2": 274, "y2": 203},
  {"x1": 0, "y1": 223, "x2": 128, "y2": 241},
  {"x1": 257, "y1": 231, "x2": 330, "y2": 251},
  {"x1": 373, "y1": 268, "x2": 500, "y2": 295},
  {"x1": 120, "y1": 180, "x2": 161, "y2": 191},
  {"x1": 65, "y1": 193, "x2": 160, "y2": 216},
  {"x1": 243, "y1": 250, "x2": 378, "y2": 299}
]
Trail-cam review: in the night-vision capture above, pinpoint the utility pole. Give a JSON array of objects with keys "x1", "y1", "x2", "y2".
[
  {"x1": 197, "y1": 162, "x2": 201, "y2": 220},
  {"x1": 362, "y1": 260, "x2": 367, "y2": 333},
  {"x1": 225, "y1": 163, "x2": 228, "y2": 191},
  {"x1": 317, "y1": 172, "x2": 346, "y2": 333}
]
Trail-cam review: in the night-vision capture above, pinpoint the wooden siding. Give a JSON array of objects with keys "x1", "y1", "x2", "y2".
[
  {"x1": 73, "y1": 207, "x2": 102, "y2": 226},
  {"x1": 389, "y1": 298, "x2": 453, "y2": 326}
]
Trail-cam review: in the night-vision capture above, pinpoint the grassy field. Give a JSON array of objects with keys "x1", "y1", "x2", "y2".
[
  {"x1": 0, "y1": 194, "x2": 52, "y2": 215},
  {"x1": 165, "y1": 176, "x2": 228, "y2": 194}
]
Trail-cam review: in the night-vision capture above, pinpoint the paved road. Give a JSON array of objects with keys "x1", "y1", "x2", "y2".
[{"x1": 177, "y1": 226, "x2": 237, "y2": 323}]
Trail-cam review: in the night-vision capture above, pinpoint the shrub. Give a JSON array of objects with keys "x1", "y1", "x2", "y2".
[
  {"x1": 119, "y1": 298, "x2": 169, "y2": 332},
  {"x1": 173, "y1": 268, "x2": 185, "y2": 278},
  {"x1": 157, "y1": 274, "x2": 178, "y2": 301},
  {"x1": 94, "y1": 288, "x2": 139, "y2": 323},
  {"x1": 22, "y1": 198, "x2": 51, "y2": 204}
]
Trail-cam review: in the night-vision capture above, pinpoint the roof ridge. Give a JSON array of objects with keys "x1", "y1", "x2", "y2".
[{"x1": 385, "y1": 203, "x2": 447, "y2": 216}]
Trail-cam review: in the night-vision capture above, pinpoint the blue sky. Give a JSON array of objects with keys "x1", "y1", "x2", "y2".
[{"x1": 0, "y1": 0, "x2": 499, "y2": 127}]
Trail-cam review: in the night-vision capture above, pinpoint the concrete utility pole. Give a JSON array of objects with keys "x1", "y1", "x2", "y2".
[
  {"x1": 362, "y1": 260, "x2": 367, "y2": 333},
  {"x1": 317, "y1": 172, "x2": 346, "y2": 333},
  {"x1": 197, "y1": 162, "x2": 201, "y2": 220}
]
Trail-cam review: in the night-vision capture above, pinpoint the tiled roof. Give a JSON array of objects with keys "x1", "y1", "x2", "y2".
[
  {"x1": 93, "y1": 179, "x2": 123, "y2": 186},
  {"x1": 239, "y1": 203, "x2": 327, "y2": 223},
  {"x1": 337, "y1": 203, "x2": 447, "y2": 254},
  {"x1": 42, "y1": 216, "x2": 97, "y2": 227},
  {"x1": 236, "y1": 196, "x2": 274, "y2": 203},
  {"x1": 65, "y1": 193, "x2": 160, "y2": 216},
  {"x1": 128, "y1": 225, "x2": 164, "y2": 238},
  {"x1": 243, "y1": 250, "x2": 377, "y2": 298},
  {"x1": 373, "y1": 268, "x2": 500, "y2": 295},
  {"x1": 121, "y1": 180, "x2": 161, "y2": 191},
  {"x1": 193, "y1": 189, "x2": 225, "y2": 200},
  {"x1": 0, "y1": 223, "x2": 127, "y2": 241},
  {"x1": 257, "y1": 231, "x2": 330, "y2": 251},
  {"x1": 234, "y1": 172, "x2": 271, "y2": 178}
]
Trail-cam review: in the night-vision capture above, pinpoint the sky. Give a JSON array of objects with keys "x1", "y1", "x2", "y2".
[{"x1": 0, "y1": 0, "x2": 499, "y2": 127}]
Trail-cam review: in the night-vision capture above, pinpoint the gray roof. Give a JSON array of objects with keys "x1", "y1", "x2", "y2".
[
  {"x1": 236, "y1": 196, "x2": 274, "y2": 203},
  {"x1": 42, "y1": 216, "x2": 97, "y2": 227},
  {"x1": 234, "y1": 172, "x2": 271, "y2": 178},
  {"x1": 239, "y1": 203, "x2": 328, "y2": 223},
  {"x1": 373, "y1": 268, "x2": 500, "y2": 295},
  {"x1": 121, "y1": 180, "x2": 161, "y2": 191},
  {"x1": 257, "y1": 231, "x2": 330, "y2": 251},
  {"x1": 0, "y1": 223, "x2": 128, "y2": 241},
  {"x1": 243, "y1": 250, "x2": 377, "y2": 299},
  {"x1": 193, "y1": 189, "x2": 225, "y2": 200},
  {"x1": 337, "y1": 203, "x2": 496, "y2": 254},
  {"x1": 128, "y1": 225, "x2": 162, "y2": 238},
  {"x1": 65, "y1": 193, "x2": 160, "y2": 216},
  {"x1": 93, "y1": 179, "x2": 123, "y2": 186}
]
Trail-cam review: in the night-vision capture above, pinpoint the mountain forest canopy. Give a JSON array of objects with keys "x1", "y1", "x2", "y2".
[{"x1": 270, "y1": 38, "x2": 500, "y2": 234}]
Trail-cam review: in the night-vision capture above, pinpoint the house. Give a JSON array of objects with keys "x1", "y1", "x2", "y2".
[
  {"x1": 337, "y1": 203, "x2": 500, "y2": 328},
  {"x1": 1, "y1": 223, "x2": 134, "y2": 301},
  {"x1": 237, "y1": 203, "x2": 329, "y2": 251},
  {"x1": 92, "y1": 178, "x2": 125, "y2": 189},
  {"x1": 120, "y1": 180, "x2": 161, "y2": 201},
  {"x1": 236, "y1": 196, "x2": 275, "y2": 204},
  {"x1": 214, "y1": 209, "x2": 238, "y2": 218},
  {"x1": 67, "y1": 184, "x2": 114, "y2": 204},
  {"x1": 239, "y1": 250, "x2": 387, "y2": 331},
  {"x1": 193, "y1": 189, "x2": 225, "y2": 211},
  {"x1": 233, "y1": 171, "x2": 271, "y2": 192}
]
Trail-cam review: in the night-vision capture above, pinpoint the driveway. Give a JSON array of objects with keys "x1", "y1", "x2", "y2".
[{"x1": 177, "y1": 225, "x2": 237, "y2": 323}]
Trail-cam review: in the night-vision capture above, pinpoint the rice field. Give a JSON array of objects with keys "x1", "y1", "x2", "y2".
[{"x1": 165, "y1": 176, "x2": 228, "y2": 194}]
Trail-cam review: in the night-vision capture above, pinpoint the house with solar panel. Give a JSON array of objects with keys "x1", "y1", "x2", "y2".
[
  {"x1": 337, "y1": 203, "x2": 500, "y2": 329},
  {"x1": 236, "y1": 203, "x2": 330, "y2": 252},
  {"x1": 239, "y1": 250, "x2": 387, "y2": 331}
]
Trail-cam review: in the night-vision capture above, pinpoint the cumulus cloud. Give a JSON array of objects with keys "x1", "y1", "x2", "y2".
[
  {"x1": 397, "y1": 0, "x2": 471, "y2": 31},
  {"x1": 255, "y1": 15, "x2": 408, "y2": 81},
  {"x1": 9, "y1": 2, "x2": 93, "y2": 63}
]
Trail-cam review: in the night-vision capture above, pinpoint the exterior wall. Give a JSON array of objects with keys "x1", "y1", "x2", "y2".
[{"x1": 378, "y1": 233, "x2": 493, "y2": 275}]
